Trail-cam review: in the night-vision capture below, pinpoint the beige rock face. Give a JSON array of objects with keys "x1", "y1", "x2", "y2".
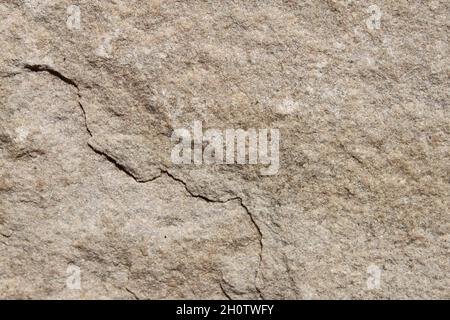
[{"x1": 0, "y1": 1, "x2": 448, "y2": 299}]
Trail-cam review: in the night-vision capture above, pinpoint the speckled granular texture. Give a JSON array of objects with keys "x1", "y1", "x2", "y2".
[{"x1": 0, "y1": 0, "x2": 448, "y2": 299}]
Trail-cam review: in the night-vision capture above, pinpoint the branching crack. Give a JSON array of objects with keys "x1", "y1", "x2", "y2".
[
  {"x1": 161, "y1": 170, "x2": 265, "y2": 298},
  {"x1": 20, "y1": 62, "x2": 265, "y2": 299},
  {"x1": 87, "y1": 158, "x2": 265, "y2": 299}
]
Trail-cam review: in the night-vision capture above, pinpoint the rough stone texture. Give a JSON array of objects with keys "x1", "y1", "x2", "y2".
[{"x1": 0, "y1": 1, "x2": 448, "y2": 299}]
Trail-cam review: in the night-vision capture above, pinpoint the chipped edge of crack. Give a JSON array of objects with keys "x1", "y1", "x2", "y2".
[{"x1": 19, "y1": 63, "x2": 265, "y2": 299}]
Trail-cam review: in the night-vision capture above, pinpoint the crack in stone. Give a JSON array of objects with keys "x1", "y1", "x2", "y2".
[
  {"x1": 125, "y1": 287, "x2": 140, "y2": 300},
  {"x1": 87, "y1": 142, "x2": 146, "y2": 181},
  {"x1": 219, "y1": 281, "x2": 232, "y2": 300},
  {"x1": 0, "y1": 232, "x2": 12, "y2": 239},
  {"x1": 23, "y1": 64, "x2": 79, "y2": 89},
  {"x1": 20, "y1": 63, "x2": 265, "y2": 299},
  {"x1": 78, "y1": 101, "x2": 93, "y2": 137},
  {"x1": 159, "y1": 170, "x2": 264, "y2": 299},
  {"x1": 22, "y1": 63, "x2": 91, "y2": 137}
]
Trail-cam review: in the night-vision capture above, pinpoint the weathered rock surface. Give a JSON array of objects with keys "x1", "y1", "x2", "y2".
[{"x1": 0, "y1": 1, "x2": 448, "y2": 299}]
